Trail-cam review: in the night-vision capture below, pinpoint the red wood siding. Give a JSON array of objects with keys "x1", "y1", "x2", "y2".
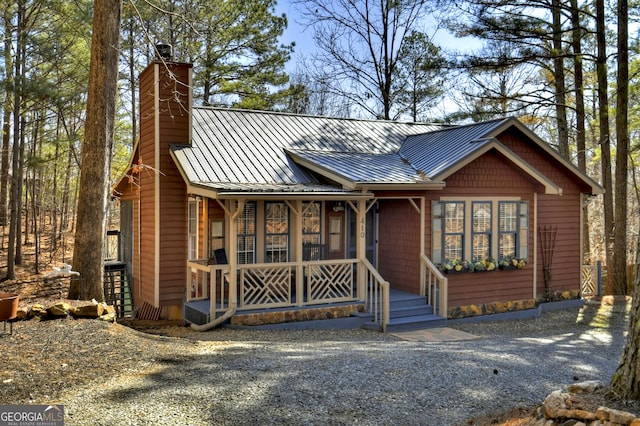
[
  {"x1": 444, "y1": 268, "x2": 534, "y2": 307},
  {"x1": 442, "y1": 150, "x2": 541, "y2": 195},
  {"x1": 377, "y1": 199, "x2": 421, "y2": 293},
  {"x1": 374, "y1": 143, "x2": 586, "y2": 309},
  {"x1": 427, "y1": 153, "x2": 538, "y2": 307},
  {"x1": 499, "y1": 130, "x2": 584, "y2": 296}
]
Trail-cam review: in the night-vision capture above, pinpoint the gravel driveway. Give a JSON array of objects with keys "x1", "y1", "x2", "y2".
[{"x1": 57, "y1": 302, "x2": 628, "y2": 426}]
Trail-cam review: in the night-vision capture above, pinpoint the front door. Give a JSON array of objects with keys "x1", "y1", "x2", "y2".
[
  {"x1": 347, "y1": 203, "x2": 378, "y2": 266},
  {"x1": 326, "y1": 204, "x2": 345, "y2": 260}
]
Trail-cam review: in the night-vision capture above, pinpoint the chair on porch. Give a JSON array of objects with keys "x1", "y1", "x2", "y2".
[{"x1": 209, "y1": 248, "x2": 228, "y2": 265}]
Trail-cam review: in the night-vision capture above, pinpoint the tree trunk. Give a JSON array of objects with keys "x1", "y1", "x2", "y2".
[
  {"x1": 5, "y1": 0, "x2": 25, "y2": 280},
  {"x1": 570, "y1": 0, "x2": 590, "y2": 262},
  {"x1": 611, "y1": 239, "x2": 640, "y2": 398},
  {"x1": 612, "y1": 0, "x2": 629, "y2": 295},
  {"x1": 551, "y1": 0, "x2": 569, "y2": 158},
  {"x1": 69, "y1": 0, "x2": 122, "y2": 301},
  {"x1": 0, "y1": 8, "x2": 11, "y2": 228},
  {"x1": 596, "y1": 0, "x2": 614, "y2": 293}
]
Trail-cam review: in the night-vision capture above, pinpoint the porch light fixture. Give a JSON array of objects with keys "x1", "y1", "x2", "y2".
[{"x1": 333, "y1": 202, "x2": 345, "y2": 212}]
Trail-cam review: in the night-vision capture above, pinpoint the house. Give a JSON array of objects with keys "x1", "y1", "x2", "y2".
[{"x1": 113, "y1": 59, "x2": 603, "y2": 331}]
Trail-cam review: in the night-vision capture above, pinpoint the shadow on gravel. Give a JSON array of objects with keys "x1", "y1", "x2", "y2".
[{"x1": 99, "y1": 304, "x2": 630, "y2": 425}]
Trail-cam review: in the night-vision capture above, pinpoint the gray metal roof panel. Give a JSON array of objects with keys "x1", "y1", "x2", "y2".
[
  {"x1": 291, "y1": 150, "x2": 427, "y2": 183},
  {"x1": 400, "y1": 119, "x2": 508, "y2": 178},
  {"x1": 178, "y1": 108, "x2": 445, "y2": 191}
]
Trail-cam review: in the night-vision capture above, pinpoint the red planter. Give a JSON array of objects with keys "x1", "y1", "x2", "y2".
[{"x1": 0, "y1": 293, "x2": 19, "y2": 321}]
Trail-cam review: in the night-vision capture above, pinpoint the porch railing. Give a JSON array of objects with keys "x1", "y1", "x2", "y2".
[
  {"x1": 361, "y1": 258, "x2": 390, "y2": 332},
  {"x1": 185, "y1": 258, "x2": 390, "y2": 330},
  {"x1": 420, "y1": 254, "x2": 448, "y2": 318},
  {"x1": 186, "y1": 261, "x2": 231, "y2": 319},
  {"x1": 306, "y1": 259, "x2": 355, "y2": 305}
]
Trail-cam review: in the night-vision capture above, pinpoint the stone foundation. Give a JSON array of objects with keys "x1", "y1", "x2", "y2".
[
  {"x1": 448, "y1": 289, "x2": 581, "y2": 319},
  {"x1": 229, "y1": 304, "x2": 365, "y2": 326}
]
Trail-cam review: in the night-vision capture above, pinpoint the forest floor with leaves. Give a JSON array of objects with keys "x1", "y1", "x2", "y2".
[{"x1": 0, "y1": 227, "x2": 638, "y2": 425}]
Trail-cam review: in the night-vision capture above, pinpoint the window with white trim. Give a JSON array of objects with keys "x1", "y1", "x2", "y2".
[
  {"x1": 236, "y1": 202, "x2": 256, "y2": 264},
  {"x1": 188, "y1": 200, "x2": 198, "y2": 260},
  {"x1": 302, "y1": 202, "x2": 322, "y2": 260},
  {"x1": 265, "y1": 202, "x2": 289, "y2": 263},
  {"x1": 443, "y1": 202, "x2": 464, "y2": 261},
  {"x1": 433, "y1": 199, "x2": 528, "y2": 265},
  {"x1": 472, "y1": 202, "x2": 491, "y2": 261}
]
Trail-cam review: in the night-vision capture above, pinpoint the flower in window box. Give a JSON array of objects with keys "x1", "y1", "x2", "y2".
[
  {"x1": 499, "y1": 257, "x2": 526, "y2": 270},
  {"x1": 472, "y1": 258, "x2": 496, "y2": 272},
  {"x1": 444, "y1": 259, "x2": 470, "y2": 273}
]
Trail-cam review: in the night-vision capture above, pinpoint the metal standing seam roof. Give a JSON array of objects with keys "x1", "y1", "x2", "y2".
[
  {"x1": 172, "y1": 107, "x2": 446, "y2": 192},
  {"x1": 170, "y1": 109, "x2": 602, "y2": 195},
  {"x1": 287, "y1": 150, "x2": 427, "y2": 183},
  {"x1": 399, "y1": 118, "x2": 509, "y2": 179}
]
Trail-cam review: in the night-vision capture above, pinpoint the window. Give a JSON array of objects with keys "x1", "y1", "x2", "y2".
[
  {"x1": 501, "y1": 201, "x2": 529, "y2": 260},
  {"x1": 499, "y1": 202, "x2": 518, "y2": 260},
  {"x1": 265, "y1": 202, "x2": 289, "y2": 262},
  {"x1": 443, "y1": 202, "x2": 464, "y2": 262},
  {"x1": 472, "y1": 202, "x2": 491, "y2": 261},
  {"x1": 209, "y1": 220, "x2": 224, "y2": 257},
  {"x1": 188, "y1": 200, "x2": 198, "y2": 260},
  {"x1": 236, "y1": 202, "x2": 256, "y2": 264},
  {"x1": 302, "y1": 202, "x2": 322, "y2": 260},
  {"x1": 433, "y1": 199, "x2": 528, "y2": 265}
]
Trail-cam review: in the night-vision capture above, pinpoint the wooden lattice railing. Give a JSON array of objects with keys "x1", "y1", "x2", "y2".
[
  {"x1": 186, "y1": 259, "x2": 367, "y2": 314},
  {"x1": 306, "y1": 259, "x2": 355, "y2": 304},
  {"x1": 239, "y1": 263, "x2": 293, "y2": 308}
]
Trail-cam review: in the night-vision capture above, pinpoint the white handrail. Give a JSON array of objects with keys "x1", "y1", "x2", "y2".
[
  {"x1": 361, "y1": 258, "x2": 390, "y2": 332},
  {"x1": 420, "y1": 254, "x2": 448, "y2": 317}
]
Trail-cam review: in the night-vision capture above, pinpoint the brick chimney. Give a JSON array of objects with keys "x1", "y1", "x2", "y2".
[{"x1": 136, "y1": 58, "x2": 193, "y2": 316}]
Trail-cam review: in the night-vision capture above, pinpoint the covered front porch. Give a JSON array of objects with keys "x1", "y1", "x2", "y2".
[
  {"x1": 181, "y1": 191, "x2": 448, "y2": 332},
  {"x1": 183, "y1": 251, "x2": 447, "y2": 331},
  {"x1": 184, "y1": 257, "x2": 385, "y2": 327}
]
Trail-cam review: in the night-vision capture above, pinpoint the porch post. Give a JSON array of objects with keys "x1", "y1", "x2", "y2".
[
  {"x1": 228, "y1": 200, "x2": 240, "y2": 308},
  {"x1": 532, "y1": 193, "x2": 538, "y2": 299},
  {"x1": 294, "y1": 200, "x2": 304, "y2": 307},
  {"x1": 356, "y1": 199, "x2": 366, "y2": 300},
  {"x1": 419, "y1": 197, "x2": 426, "y2": 296}
]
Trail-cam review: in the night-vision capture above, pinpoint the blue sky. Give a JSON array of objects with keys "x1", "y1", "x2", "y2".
[{"x1": 274, "y1": 0, "x2": 481, "y2": 71}]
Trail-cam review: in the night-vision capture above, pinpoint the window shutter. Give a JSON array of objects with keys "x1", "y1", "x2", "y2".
[
  {"x1": 432, "y1": 201, "x2": 443, "y2": 265},
  {"x1": 519, "y1": 201, "x2": 529, "y2": 259}
]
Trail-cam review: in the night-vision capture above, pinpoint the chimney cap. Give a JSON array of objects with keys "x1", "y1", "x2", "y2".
[{"x1": 155, "y1": 43, "x2": 173, "y2": 61}]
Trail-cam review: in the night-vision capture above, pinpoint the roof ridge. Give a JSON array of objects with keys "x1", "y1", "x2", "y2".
[
  {"x1": 192, "y1": 106, "x2": 448, "y2": 127},
  {"x1": 404, "y1": 117, "x2": 511, "y2": 137}
]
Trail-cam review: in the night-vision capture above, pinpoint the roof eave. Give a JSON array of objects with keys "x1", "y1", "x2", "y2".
[
  {"x1": 286, "y1": 150, "x2": 444, "y2": 191},
  {"x1": 285, "y1": 150, "x2": 360, "y2": 190},
  {"x1": 353, "y1": 181, "x2": 446, "y2": 190}
]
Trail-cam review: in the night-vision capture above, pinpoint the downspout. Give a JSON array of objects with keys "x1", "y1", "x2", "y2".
[
  {"x1": 190, "y1": 303, "x2": 236, "y2": 331},
  {"x1": 191, "y1": 199, "x2": 241, "y2": 331},
  {"x1": 533, "y1": 193, "x2": 538, "y2": 299}
]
